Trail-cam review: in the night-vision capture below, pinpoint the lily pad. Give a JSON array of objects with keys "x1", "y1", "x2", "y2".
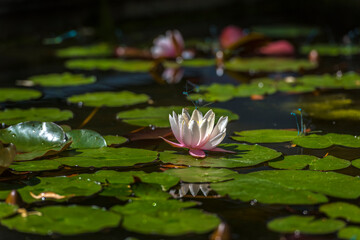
[
  {"x1": 56, "y1": 43, "x2": 113, "y2": 58},
  {"x1": 9, "y1": 159, "x2": 62, "y2": 172},
  {"x1": 164, "y1": 168, "x2": 238, "y2": 183},
  {"x1": 0, "y1": 176, "x2": 102, "y2": 203},
  {"x1": 267, "y1": 215, "x2": 345, "y2": 234},
  {"x1": 28, "y1": 73, "x2": 96, "y2": 87},
  {"x1": 0, "y1": 202, "x2": 18, "y2": 219},
  {"x1": 58, "y1": 147, "x2": 158, "y2": 168},
  {"x1": 67, "y1": 91, "x2": 150, "y2": 107},
  {"x1": 225, "y1": 57, "x2": 317, "y2": 72},
  {"x1": 160, "y1": 143, "x2": 282, "y2": 168},
  {"x1": 211, "y1": 170, "x2": 360, "y2": 204},
  {"x1": 301, "y1": 44, "x2": 360, "y2": 56},
  {"x1": 117, "y1": 106, "x2": 238, "y2": 127},
  {"x1": 351, "y1": 159, "x2": 360, "y2": 169},
  {"x1": 103, "y1": 135, "x2": 128, "y2": 146},
  {"x1": 320, "y1": 202, "x2": 360, "y2": 223},
  {"x1": 0, "y1": 108, "x2": 73, "y2": 125},
  {"x1": 233, "y1": 129, "x2": 360, "y2": 149},
  {"x1": 0, "y1": 122, "x2": 71, "y2": 161},
  {"x1": 66, "y1": 129, "x2": 106, "y2": 149},
  {"x1": 165, "y1": 59, "x2": 215, "y2": 68},
  {"x1": 0, "y1": 88, "x2": 41, "y2": 102},
  {"x1": 111, "y1": 200, "x2": 220, "y2": 236},
  {"x1": 1, "y1": 205, "x2": 121, "y2": 235},
  {"x1": 65, "y1": 59, "x2": 154, "y2": 72},
  {"x1": 252, "y1": 25, "x2": 319, "y2": 38},
  {"x1": 269, "y1": 155, "x2": 351, "y2": 170},
  {"x1": 338, "y1": 226, "x2": 360, "y2": 240}
]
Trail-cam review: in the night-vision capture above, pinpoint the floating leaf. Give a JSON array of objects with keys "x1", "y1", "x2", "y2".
[
  {"x1": 1, "y1": 205, "x2": 121, "y2": 235},
  {"x1": 233, "y1": 129, "x2": 298, "y2": 143},
  {"x1": 0, "y1": 202, "x2": 18, "y2": 219},
  {"x1": 58, "y1": 147, "x2": 158, "y2": 168},
  {"x1": 0, "y1": 108, "x2": 73, "y2": 125},
  {"x1": 67, "y1": 91, "x2": 150, "y2": 107},
  {"x1": 338, "y1": 226, "x2": 360, "y2": 240},
  {"x1": 0, "y1": 122, "x2": 71, "y2": 161},
  {"x1": 252, "y1": 25, "x2": 319, "y2": 38},
  {"x1": 160, "y1": 143, "x2": 281, "y2": 168},
  {"x1": 66, "y1": 129, "x2": 106, "y2": 149},
  {"x1": 0, "y1": 88, "x2": 41, "y2": 102},
  {"x1": 301, "y1": 44, "x2": 360, "y2": 56},
  {"x1": 269, "y1": 155, "x2": 350, "y2": 170},
  {"x1": 111, "y1": 200, "x2": 219, "y2": 236},
  {"x1": 0, "y1": 143, "x2": 16, "y2": 174},
  {"x1": 56, "y1": 43, "x2": 113, "y2": 58},
  {"x1": 117, "y1": 106, "x2": 238, "y2": 127},
  {"x1": 320, "y1": 202, "x2": 360, "y2": 223},
  {"x1": 165, "y1": 59, "x2": 215, "y2": 68},
  {"x1": 211, "y1": 170, "x2": 360, "y2": 204},
  {"x1": 164, "y1": 168, "x2": 238, "y2": 183},
  {"x1": 225, "y1": 57, "x2": 317, "y2": 72},
  {"x1": 9, "y1": 159, "x2": 62, "y2": 172},
  {"x1": 28, "y1": 73, "x2": 96, "y2": 87},
  {"x1": 351, "y1": 159, "x2": 360, "y2": 169},
  {"x1": 65, "y1": 59, "x2": 154, "y2": 72},
  {"x1": 267, "y1": 215, "x2": 345, "y2": 234},
  {"x1": 103, "y1": 135, "x2": 128, "y2": 146}
]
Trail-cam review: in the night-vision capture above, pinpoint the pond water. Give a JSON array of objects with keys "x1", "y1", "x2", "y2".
[{"x1": 1, "y1": 25, "x2": 360, "y2": 240}]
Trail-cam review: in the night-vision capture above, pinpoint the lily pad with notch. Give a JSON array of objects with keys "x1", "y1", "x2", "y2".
[
  {"x1": 338, "y1": 226, "x2": 360, "y2": 240},
  {"x1": 103, "y1": 135, "x2": 128, "y2": 146},
  {"x1": 0, "y1": 88, "x2": 42, "y2": 102},
  {"x1": 320, "y1": 202, "x2": 360, "y2": 223},
  {"x1": 66, "y1": 129, "x2": 107, "y2": 149}
]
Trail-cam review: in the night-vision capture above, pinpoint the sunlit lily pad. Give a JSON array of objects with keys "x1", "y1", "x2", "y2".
[
  {"x1": 211, "y1": 170, "x2": 360, "y2": 204},
  {"x1": 10, "y1": 159, "x2": 62, "y2": 172},
  {"x1": 252, "y1": 25, "x2": 319, "y2": 38},
  {"x1": 117, "y1": 106, "x2": 238, "y2": 127},
  {"x1": 267, "y1": 215, "x2": 345, "y2": 234},
  {"x1": 56, "y1": 43, "x2": 113, "y2": 58},
  {"x1": 58, "y1": 147, "x2": 158, "y2": 168},
  {"x1": 0, "y1": 88, "x2": 41, "y2": 102},
  {"x1": 28, "y1": 73, "x2": 96, "y2": 87},
  {"x1": 320, "y1": 202, "x2": 360, "y2": 223},
  {"x1": 67, "y1": 91, "x2": 150, "y2": 107},
  {"x1": 103, "y1": 135, "x2": 128, "y2": 146},
  {"x1": 225, "y1": 57, "x2": 317, "y2": 72},
  {"x1": 165, "y1": 59, "x2": 215, "y2": 68},
  {"x1": 65, "y1": 59, "x2": 154, "y2": 72},
  {"x1": 66, "y1": 129, "x2": 106, "y2": 149},
  {"x1": 0, "y1": 108, "x2": 73, "y2": 125},
  {"x1": 160, "y1": 143, "x2": 281, "y2": 168},
  {"x1": 1, "y1": 205, "x2": 121, "y2": 235},
  {"x1": 111, "y1": 200, "x2": 220, "y2": 236},
  {"x1": 338, "y1": 226, "x2": 360, "y2": 240},
  {"x1": 0, "y1": 122, "x2": 71, "y2": 161},
  {"x1": 269, "y1": 155, "x2": 351, "y2": 170},
  {"x1": 164, "y1": 168, "x2": 238, "y2": 183},
  {"x1": 0, "y1": 202, "x2": 18, "y2": 219},
  {"x1": 351, "y1": 159, "x2": 360, "y2": 169},
  {"x1": 233, "y1": 129, "x2": 360, "y2": 149},
  {"x1": 0, "y1": 176, "x2": 102, "y2": 203},
  {"x1": 301, "y1": 44, "x2": 360, "y2": 56}
]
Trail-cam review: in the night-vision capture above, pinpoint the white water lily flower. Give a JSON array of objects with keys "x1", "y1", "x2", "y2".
[{"x1": 161, "y1": 108, "x2": 234, "y2": 158}]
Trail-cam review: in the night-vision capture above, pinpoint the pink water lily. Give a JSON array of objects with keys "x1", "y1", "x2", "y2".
[
  {"x1": 161, "y1": 108, "x2": 234, "y2": 158},
  {"x1": 151, "y1": 30, "x2": 184, "y2": 59}
]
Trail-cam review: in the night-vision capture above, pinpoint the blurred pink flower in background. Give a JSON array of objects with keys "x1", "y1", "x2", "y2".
[
  {"x1": 219, "y1": 25, "x2": 245, "y2": 49},
  {"x1": 258, "y1": 40, "x2": 294, "y2": 56},
  {"x1": 151, "y1": 30, "x2": 184, "y2": 58},
  {"x1": 162, "y1": 68, "x2": 184, "y2": 84}
]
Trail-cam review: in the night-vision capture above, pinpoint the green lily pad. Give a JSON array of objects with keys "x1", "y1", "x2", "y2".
[
  {"x1": 0, "y1": 176, "x2": 102, "y2": 203},
  {"x1": 58, "y1": 147, "x2": 158, "y2": 168},
  {"x1": 28, "y1": 73, "x2": 96, "y2": 87},
  {"x1": 269, "y1": 155, "x2": 351, "y2": 170},
  {"x1": 1, "y1": 205, "x2": 121, "y2": 235},
  {"x1": 111, "y1": 200, "x2": 220, "y2": 236},
  {"x1": 117, "y1": 106, "x2": 239, "y2": 127},
  {"x1": 66, "y1": 129, "x2": 106, "y2": 149},
  {"x1": 0, "y1": 88, "x2": 41, "y2": 102},
  {"x1": 211, "y1": 170, "x2": 360, "y2": 204},
  {"x1": 252, "y1": 25, "x2": 319, "y2": 38},
  {"x1": 267, "y1": 215, "x2": 345, "y2": 234},
  {"x1": 56, "y1": 43, "x2": 113, "y2": 58},
  {"x1": 79, "y1": 170, "x2": 179, "y2": 191},
  {"x1": 233, "y1": 129, "x2": 360, "y2": 149},
  {"x1": 0, "y1": 108, "x2": 73, "y2": 125},
  {"x1": 100, "y1": 183, "x2": 132, "y2": 198},
  {"x1": 338, "y1": 226, "x2": 360, "y2": 240},
  {"x1": 67, "y1": 91, "x2": 150, "y2": 107},
  {"x1": 160, "y1": 143, "x2": 281, "y2": 168},
  {"x1": 164, "y1": 167, "x2": 238, "y2": 183},
  {"x1": 9, "y1": 159, "x2": 62, "y2": 172},
  {"x1": 165, "y1": 59, "x2": 215, "y2": 68},
  {"x1": 351, "y1": 159, "x2": 360, "y2": 169},
  {"x1": 130, "y1": 182, "x2": 171, "y2": 200},
  {"x1": 65, "y1": 59, "x2": 154, "y2": 72},
  {"x1": 320, "y1": 202, "x2": 360, "y2": 223},
  {"x1": 225, "y1": 57, "x2": 317, "y2": 72},
  {"x1": 103, "y1": 135, "x2": 128, "y2": 146},
  {"x1": 0, "y1": 122, "x2": 71, "y2": 161},
  {"x1": 0, "y1": 202, "x2": 18, "y2": 219},
  {"x1": 301, "y1": 44, "x2": 360, "y2": 56}
]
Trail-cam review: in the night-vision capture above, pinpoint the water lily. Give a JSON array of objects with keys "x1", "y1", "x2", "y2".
[
  {"x1": 161, "y1": 108, "x2": 234, "y2": 158},
  {"x1": 219, "y1": 25, "x2": 245, "y2": 49},
  {"x1": 151, "y1": 30, "x2": 184, "y2": 59}
]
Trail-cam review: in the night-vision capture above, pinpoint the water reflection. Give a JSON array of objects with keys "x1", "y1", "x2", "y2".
[{"x1": 170, "y1": 183, "x2": 211, "y2": 198}]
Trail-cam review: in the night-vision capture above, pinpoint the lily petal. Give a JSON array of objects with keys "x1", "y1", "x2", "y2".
[
  {"x1": 202, "y1": 131, "x2": 226, "y2": 150},
  {"x1": 189, "y1": 149, "x2": 206, "y2": 158},
  {"x1": 208, "y1": 147, "x2": 236, "y2": 153},
  {"x1": 190, "y1": 109, "x2": 202, "y2": 123},
  {"x1": 160, "y1": 137, "x2": 185, "y2": 148},
  {"x1": 182, "y1": 120, "x2": 194, "y2": 146},
  {"x1": 169, "y1": 114, "x2": 181, "y2": 142}
]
